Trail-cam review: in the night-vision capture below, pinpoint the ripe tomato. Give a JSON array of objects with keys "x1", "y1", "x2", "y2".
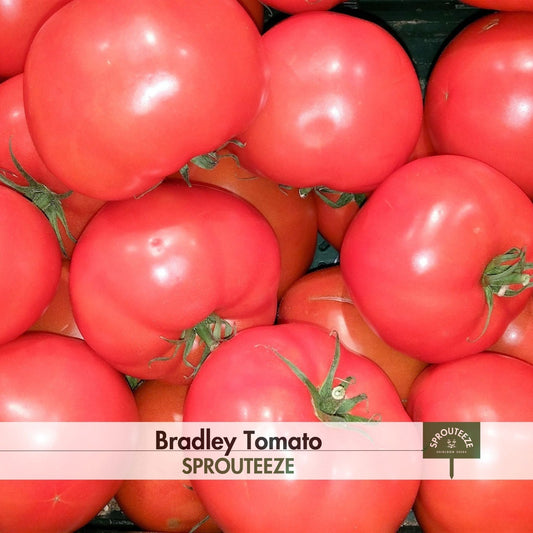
[
  {"x1": 179, "y1": 148, "x2": 317, "y2": 299},
  {"x1": 489, "y1": 292, "x2": 533, "y2": 365},
  {"x1": 0, "y1": 185, "x2": 62, "y2": 345},
  {"x1": 406, "y1": 352, "x2": 533, "y2": 532},
  {"x1": 277, "y1": 266, "x2": 428, "y2": 403},
  {"x1": 69, "y1": 181, "x2": 281, "y2": 381},
  {"x1": 30, "y1": 260, "x2": 82, "y2": 339},
  {"x1": 237, "y1": 0, "x2": 264, "y2": 31},
  {"x1": 459, "y1": 0, "x2": 533, "y2": 8},
  {"x1": 261, "y1": 0, "x2": 343, "y2": 13},
  {"x1": 341, "y1": 155, "x2": 533, "y2": 364},
  {"x1": 232, "y1": 10, "x2": 422, "y2": 193},
  {"x1": 0, "y1": 0, "x2": 71, "y2": 79},
  {"x1": 24, "y1": 0, "x2": 267, "y2": 200},
  {"x1": 115, "y1": 380, "x2": 220, "y2": 532},
  {"x1": 0, "y1": 332, "x2": 139, "y2": 533},
  {"x1": 183, "y1": 322, "x2": 420, "y2": 532},
  {"x1": 425, "y1": 11, "x2": 533, "y2": 197}
]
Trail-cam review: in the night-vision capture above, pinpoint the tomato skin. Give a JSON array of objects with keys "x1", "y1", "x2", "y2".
[
  {"x1": 115, "y1": 381, "x2": 220, "y2": 533},
  {"x1": 237, "y1": 0, "x2": 264, "y2": 31},
  {"x1": 0, "y1": 332, "x2": 139, "y2": 533},
  {"x1": 24, "y1": 0, "x2": 267, "y2": 200},
  {"x1": 340, "y1": 154, "x2": 533, "y2": 364},
  {"x1": 0, "y1": 0, "x2": 71, "y2": 79},
  {"x1": 232, "y1": 11, "x2": 422, "y2": 193},
  {"x1": 183, "y1": 322, "x2": 420, "y2": 533},
  {"x1": 406, "y1": 352, "x2": 533, "y2": 532},
  {"x1": 261, "y1": 0, "x2": 343, "y2": 13},
  {"x1": 0, "y1": 185, "x2": 62, "y2": 345},
  {"x1": 277, "y1": 265, "x2": 428, "y2": 402},
  {"x1": 425, "y1": 12, "x2": 533, "y2": 198},
  {"x1": 69, "y1": 181, "x2": 281, "y2": 381},
  {"x1": 182, "y1": 149, "x2": 317, "y2": 299},
  {"x1": 459, "y1": 0, "x2": 533, "y2": 9}
]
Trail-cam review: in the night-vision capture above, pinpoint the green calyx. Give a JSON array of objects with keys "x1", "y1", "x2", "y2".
[
  {"x1": 0, "y1": 140, "x2": 75, "y2": 257},
  {"x1": 158, "y1": 313, "x2": 234, "y2": 378},
  {"x1": 263, "y1": 332, "x2": 375, "y2": 423},
  {"x1": 298, "y1": 186, "x2": 367, "y2": 209},
  {"x1": 476, "y1": 246, "x2": 533, "y2": 341}
]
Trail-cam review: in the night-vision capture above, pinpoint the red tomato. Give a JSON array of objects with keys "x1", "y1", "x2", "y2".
[
  {"x1": 425, "y1": 12, "x2": 533, "y2": 198},
  {"x1": 277, "y1": 265, "x2": 428, "y2": 403},
  {"x1": 69, "y1": 181, "x2": 281, "y2": 381},
  {"x1": 0, "y1": 185, "x2": 62, "y2": 345},
  {"x1": 232, "y1": 10, "x2": 422, "y2": 193},
  {"x1": 30, "y1": 260, "x2": 82, "y2": 339},
  {"x1": 0, "y1": 332, "x2": 139, "y2": 533},
  {"x1": 341, "y1": 155, "x2": 533, "y2": 364},
  {"x1": 406, "y1": 352, "x2": 533, "y2": 532},
  {"x1": 237, "y1": 0, "x2": 264, "y2": 31},
  {"x1": 115, "y1": 381, "x2": 220, "y2": 532},
  {"x1": 489, "y1": 292, "x2": 533, "y2": 365},
  {"x1": 459, "y1": 0, "x2": 533, "y2": 8},
  {"x1": 261, "y1": 0, "x2": 343, "y2": 13},
  {"x1": 23, "y1": 0, "x2": 267, "y2": 200},
  {"x1": 0, "y1": 0, "x2": 71, "y2": 79},
  {"x1": 183, "y1": 322, "x2": 420, "y2": 532},
  {"x1": 181, "y1": 148, "x2": 317, "y2": 299}
]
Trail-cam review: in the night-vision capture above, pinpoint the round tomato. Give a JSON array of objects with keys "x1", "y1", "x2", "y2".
[
  {"x1": 425, "y1": 11, "x2": 533, "y2": 198},
  {"x1": 180, "y1": 148, "x2": 317, "y2": 299},
  {"x1": 24, "y1": 0, "x2": 267, "y2": 200},
  {"x1": 0, "y1": 0, "x2": 71, "y2": 79},
  {"x1": 115, "y1": 380, "x2": 220, "y2": 532},
  {"x1": 0, "y1": 185, "x2": 62, "y2": 345},
  {"x1": 69, "y1": 181, "x2": 281, "y2": 381},
  {"x1": 183, "y1": 322, "x2": 420, "y2": 532},
  {"x1": 489, "y1": 293, "x2": 533, "y2": 365},
  {"x1": 232, "y1": 10, "x2": 422, "y2": 193},
  {"x1": 277, "y1": 265, "x2": 428, "y2": 403},
  {"x1": 406, "y1": 352, "x2": 533, "y2": 532},
  {"x1": 341, "y1": 154, "x2": 533, "y2": 364},
  {"x1": 459, "y1": 0, "x2": 533, "y2": 9},
  {"x1": 0, "y1": 332, "x2": 139, "y2": 533}
]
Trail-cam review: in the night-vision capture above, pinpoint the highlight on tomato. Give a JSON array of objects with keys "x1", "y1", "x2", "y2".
[
  {"x1": 0, "y1": 332, "x2": 139, "y2": 533},
  {"x1": 406, "y1": 352, "x2": 533, "y2": 533},
  {"x1": 277, "y1": 265, "x2": 428, "y2": 403},
  {"x1": 69, "y1": 181, "x2": 281, "y2": 382},
  {"x1": 183, "y1": 322, "x2": 420, "y2": 532},
  {"x1": 341, "y1": 154, "x2": 533, "y2": 364},
  {"x1": 23, "y1": 0, "x2": 268, "y2": 200},
  {"x1": 115, "y1": 380, "x2": 220, "y2": 533}
]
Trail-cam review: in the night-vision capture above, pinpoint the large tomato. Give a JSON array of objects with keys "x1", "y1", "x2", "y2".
[
  {"x1": 23, "y1": 0, "x2": 267, "y2": 200},
  {"x1": 341, "y1": 155, "x2": 533, "y2": 364},
  {"x1": 0, "y1": 0, "x2": 71, "y2": 79},
  {"x1": 406, "y1": 352, "x2": 533, "y2": 532},
  {"x1": 115, "y1": 380, "x2": 220, "y2": 532},
  {"x1": 69, "y1": 181, "x2": 281, "y2": 381},
  {"x1": 183, "y1": 322, "x2": 420, "y2": 532},
  {"x1": 277, "y1": 265, "x2": 428, "y2": 403},
  {"x1": 425, "y1": 11, "x2": 533, "y2": 197},
  {"x1": 0, "y1": 185, "x2": 62, "y2": 345},
  {"x1": 180, "y1": 148, "x2": 317, "y2": 299},
  {"x1": 0, "y1": 332, "x2": 139, "y2": 533},
  {"x1": 232, "y1": 10, "x2": 422, "y2": 193}
]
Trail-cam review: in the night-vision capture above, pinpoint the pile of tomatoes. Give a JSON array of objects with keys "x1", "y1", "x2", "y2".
[{"x1": 1, "y1": 0, "x2": 533, "y2": 532}]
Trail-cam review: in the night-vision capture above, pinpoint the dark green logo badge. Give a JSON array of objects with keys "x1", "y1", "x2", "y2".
[{"x1": 423, "y1": 422, "x2": 481, "y2": 479}]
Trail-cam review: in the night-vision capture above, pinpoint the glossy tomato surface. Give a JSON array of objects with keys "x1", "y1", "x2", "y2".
[
  {"x1": 24, "y1": 0, "x2": 267, "y2": 200},
  {"x1": 232, "y1": 10, "x2": 423, "y2": 192},
  {"x1": 277, "y1": 265, "x2": 428, "y2": 402},
  {"x1": 184, "y1": 148, "x2": 317, "y2": 299},
  {"x1": 407, "y1": 352, "x2": 533, "y2": 532},
  {"x1": 184, "y1": 323, "x2": 420, "y2": 532},
  {"x1": 425, "y1": 11, "x2": 533, "y2": 197},
  {"x1": 0, "y1": 332, "x2": 139, "y2": 533},
  {"x1": 341, "y1": 155, "x2": 533, "y2": 363},
  {"x1": 70, "y1": 181, "x2": 281, "y2": 381},
  {"x1": 115, "y1": 381, "x2": 220, "y2": 532}
]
